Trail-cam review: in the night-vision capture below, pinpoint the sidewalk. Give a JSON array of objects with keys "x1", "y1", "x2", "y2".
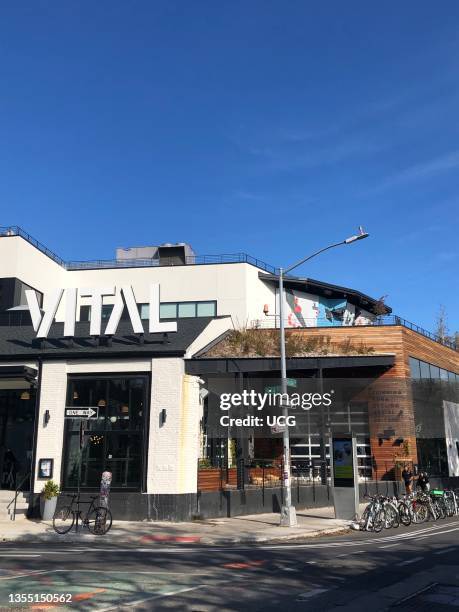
[{"x1": 0, "y1": 506, "x2": 351, "y2": 545}]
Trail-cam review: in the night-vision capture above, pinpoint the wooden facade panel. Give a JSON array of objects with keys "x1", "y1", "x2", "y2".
[
  {"x1": 401, "y1": 328, "x2": 459, "y2": 374},
  {"x1": 203, "y1": 325, "x2": 458, "y2": 480},
  {"x1": 291, "y1": 325, "x2": 459, "y2": 376},
  {"x1": 291, "y1": 326, "x2": 406, "y2": 377}
]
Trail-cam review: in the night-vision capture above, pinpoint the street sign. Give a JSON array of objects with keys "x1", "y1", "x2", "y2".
[
  {"x1": 264, "y1": 378, "x2": 297, "y2": 394},
  {"x1": 65, "y1": 407, "x2": 98, "y2": 419}
]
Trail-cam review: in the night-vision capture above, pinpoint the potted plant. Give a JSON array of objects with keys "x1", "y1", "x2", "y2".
[{"x1": 40, "y1": 480, "x2": 60, "y2": 520}]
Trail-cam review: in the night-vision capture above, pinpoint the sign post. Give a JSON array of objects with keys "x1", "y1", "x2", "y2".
[
  {"x1": 65, "y1": 407, "x2": 99, "y2": 494},
  {"x1": 65, "y1": 407, "x2": 98, "y2": 419},
  {"x1": 330, "y1": 433, "x2": 359, "y2": 520}
]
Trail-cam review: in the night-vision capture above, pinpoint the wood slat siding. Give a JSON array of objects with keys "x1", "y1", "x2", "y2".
[
  {"x1": 290, "y1": 325, "x2": 459, "y2": 374},
  {"x1": 286, "y1": 326, "x2": 459, "y2": 475},
  {"x1": 197, "y1": 468, "x2": 222, "y2": 492},
  {"x1": 401, "y1": 327, "x2": 459, "y2": 375},
  {"x1": 203, "y1": 326, "x2": 459, "y2": 482},
  {"x1": 197, "y1": 467, "x2": 238, "y2": 491}
]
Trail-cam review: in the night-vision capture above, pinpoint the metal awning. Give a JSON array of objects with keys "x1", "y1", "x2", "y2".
[
  {"x1": 185, "y1": 354, "x2": 395, "y2": 374},
  {"x1": 0, "y1": 365, "x2": 37, "y2": 381}
]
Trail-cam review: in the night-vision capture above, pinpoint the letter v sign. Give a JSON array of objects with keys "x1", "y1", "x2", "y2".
[{"x1": 25, "y1": 289, "x2": 64, "y2": 339}]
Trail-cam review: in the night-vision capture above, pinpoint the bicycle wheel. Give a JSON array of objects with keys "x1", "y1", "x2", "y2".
[
  {"x1": 398, "y1": 502, "x2": 412, "y2": 526},
  {"x1": 445, "y1": 496, "x2": 455, "y2": 517},
  {"x1": 87, "y1": 507, "x2": 112, "y2": 535},
  {"x1": 360, "y1": 505, "x2": 371, "y2": 531},
  {"x1": 430, "y1": 500, "x2": 440, "y2": 521},
  {"x1": 373, "y1": 509, "x2": 385, "y2": 533},
  {"x1": 384, "y1": 504, "x2": 399, "y2": 529},
  {"x1": 438, "y1": 499, "x2": 447, "y2": 519},
  {"x1": 53, "y1": 506, "x2": 75, "y2": 534},
  {"x1": 412, "y1": 502, "x2": 428, "y2": 523}
]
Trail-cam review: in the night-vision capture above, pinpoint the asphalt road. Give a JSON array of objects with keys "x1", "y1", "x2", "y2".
[{"x1": 1, "y1": 517, "x2": 459, "y2": 611}]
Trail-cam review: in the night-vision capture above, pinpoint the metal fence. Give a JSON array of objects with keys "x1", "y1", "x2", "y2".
[
  {"x1": 0, "y1": 226, "x2": 277, "y2": 274},
  {"x1": 250, "y1": 314, "x2": 458, "y2": 351}
]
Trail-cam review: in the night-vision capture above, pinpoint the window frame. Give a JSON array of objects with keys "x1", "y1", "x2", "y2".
[{"x1": 62, "y1": 373, "x2": 151, "y2": 492}]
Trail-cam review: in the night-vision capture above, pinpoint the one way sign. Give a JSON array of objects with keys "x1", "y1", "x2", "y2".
[{"x1": 65, "y1": 407, "x2": 99, "y2": 419}]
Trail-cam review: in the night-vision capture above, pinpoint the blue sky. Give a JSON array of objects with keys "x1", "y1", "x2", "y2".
[{"x1": 1, "y1": 2, "x2": 458, "y2": 333}]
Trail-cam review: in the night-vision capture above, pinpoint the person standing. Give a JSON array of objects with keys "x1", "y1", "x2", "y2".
[
  {"x1": 417, "y1": 471, "x2": 430, "y2": 493},
  {"x1": 401, "y1": 464, "x2": 413, "y2": 494}
]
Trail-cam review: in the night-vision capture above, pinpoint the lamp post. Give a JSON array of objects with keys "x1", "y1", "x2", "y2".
[{"x1": 278, "y1": 227, "x2": 369, "y2": 527}]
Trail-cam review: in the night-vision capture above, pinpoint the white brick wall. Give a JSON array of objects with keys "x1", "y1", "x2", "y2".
[
  {"x1": 32, "y1": 356, "x2": 202, "y2": 496},
  {"x1": 146, "y1": 358, "x2": 201, "y2": 494},
  {"x1": 66, "y1": 359, "x2": 151, "y2": 374},
  {"x1": 33, "y1": 361, "x2": 67, "y2": 493}
]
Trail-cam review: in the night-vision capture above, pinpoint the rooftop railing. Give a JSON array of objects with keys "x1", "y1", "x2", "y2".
[
  {"x1": 66, "y1": 253, "x2": 278, "y2": 273},
  {"x1": 2, "y1": 226, "x2": 455, "y2": 351},
  {"x1": 0, "y1": 226, "x2": 277, "y2": 274},
  {"x1": 250, "y1": 314, "x2": 458, "y2": 352},
  {"x1": 0, "y1": 226, "x2": 66, "y2": 267}
]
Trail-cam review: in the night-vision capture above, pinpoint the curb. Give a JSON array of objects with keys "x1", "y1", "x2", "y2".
[{"x1": 0, "y1": 525, "x2": 349, "y2": 546}]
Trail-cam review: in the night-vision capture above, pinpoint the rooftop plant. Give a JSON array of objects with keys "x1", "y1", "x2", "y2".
[{"x1": 204, "y1": 328, "x2": 374, "y2": 358}]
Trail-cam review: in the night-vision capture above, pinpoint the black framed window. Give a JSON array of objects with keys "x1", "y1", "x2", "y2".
[
  {"x1": 158, "y1": 300, "x2": 217, "y2": 320},
  {"x1": 79, "y1": 305, "x2": 114, "y2": 322},
  {"x1": 80, "y1": 301, "x2": 218, "y2": 322},
  {"x1": 410, "y1": 356, "x2": 459, "y2": 382},
  {"x1": 62, "y1": 375, "x2": 148, "y2": 490}
]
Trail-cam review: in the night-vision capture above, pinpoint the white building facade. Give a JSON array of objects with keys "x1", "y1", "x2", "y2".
[{"x1": 0, "y1": 227, "x2": 385, "y2": 520}]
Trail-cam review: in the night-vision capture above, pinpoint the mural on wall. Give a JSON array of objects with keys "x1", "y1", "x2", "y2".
[
  {"x1": 276, "y1": 289, "x2": 373, "y2": 328},
  {"x1": 443, "y1": 401, "x2": 459, "y2": 477}
]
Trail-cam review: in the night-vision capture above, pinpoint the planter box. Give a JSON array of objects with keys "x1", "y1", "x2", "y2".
[
  {"x1": 197, "y1": 468, "x2": 223, "y2": 492},
  {"x1": 249, "y1": 467, "x2": 281, "y2": 486},
  {"x1": 40, "y1": 496, "x2": 57, "y2": 520}
]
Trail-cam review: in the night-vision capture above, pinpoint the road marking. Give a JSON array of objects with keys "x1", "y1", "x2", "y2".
[
  {"x1": 0, "y1": 549, "x2": 83, "y2": 555},
  {"x1": 305, "y1": 561, "x2": 317, "y2": 564},
  {"x1": 274, "y1": 563, "x2": 298, "y2": 572},
  {"x1": 222, "y1": 560, "x2": 265, "y2": 569},
  {"x1": 98, "y1": 585, "x2": 205, "y2": 611},
  {"x1": 296, "y1": 587, "x2": 329, "y2": 601},
  {"x1": 0, "y1": 554, "x2": 41, "y2": 557},
  {"x1": 380, "y1": 543, "x2": 401, "y2": 549},
  {"x1": 415, "y1": 527, "x2": 459, "y2": 541},
  {"x1": 0, "y1": 570, "x2": 54, "y2": 581},
  {"x1": 396, "y1": 556, "x2": 423, "y2": 566},
  {"x1": 434, "y1": 547, "x2": 456, "y2": 555},
  {"x1": 30, "y1": 589, "x2": 107, "y2": 609},
  {"x1": 1, "y1": 568, "x2": 213, "y2": 576},
  {"x1": 3, "y1": 519, "x2": 458, "y2": 557}
]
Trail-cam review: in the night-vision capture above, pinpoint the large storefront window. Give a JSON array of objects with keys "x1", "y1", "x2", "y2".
[
  {"x1": 0, "y1": 388, "x2": 35, "y2": 489},
  {"x1": 409, "y1": 357, "x2": 459, "y2": 476},
  {"x1": 62, "y1": 375, "x2": 148, "y2": 490}
]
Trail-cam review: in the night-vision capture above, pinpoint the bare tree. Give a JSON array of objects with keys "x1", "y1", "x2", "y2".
[
  {"x1": 435, "y1": 304, "x2": 449, "y2": 343},
  {"x1": 435, "y1": 305, "x2": 458, "y2": 347}
]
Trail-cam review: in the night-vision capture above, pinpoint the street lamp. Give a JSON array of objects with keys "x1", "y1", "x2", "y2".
[{"x1": 278, "y1": 226, "x2": 369, "y2": 527}]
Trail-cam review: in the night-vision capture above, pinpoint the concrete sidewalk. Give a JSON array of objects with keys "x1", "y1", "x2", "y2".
[{"x1": 0, "y1": 506, "x2": 351, "y2": 545}]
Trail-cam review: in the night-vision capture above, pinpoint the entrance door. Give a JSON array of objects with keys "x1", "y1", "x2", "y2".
[{"x1": 0, "y1": 389, "x2": 35, "y2": 490}]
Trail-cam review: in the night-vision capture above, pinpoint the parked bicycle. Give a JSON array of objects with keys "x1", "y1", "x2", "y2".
[
  {"x1": 389, "y1": 495, "x2": 412, "y2": 526},
  {"x1": 359, "y1": 487, "x2": 459, "y2": 533},
  {"x1": 53, "y1": 493, "x2": 112, "y2": 535},
  {"x1": 359, "y1": 495, "x2": 386, "y2": 532}
]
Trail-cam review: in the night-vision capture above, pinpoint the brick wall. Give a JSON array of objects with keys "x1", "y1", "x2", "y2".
[
  {"x1": 146, "y1": 359, "x2": 201, "y2": 494},
  {"x1": 284, "y1": 325, "x2": 459, "y2": 475},
  {"x1": 33, "y1": 357, "x2": 203, "y2": 496},
  {"x1": 33, "y1": 361, "x2": 67, "y2": 493}
]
